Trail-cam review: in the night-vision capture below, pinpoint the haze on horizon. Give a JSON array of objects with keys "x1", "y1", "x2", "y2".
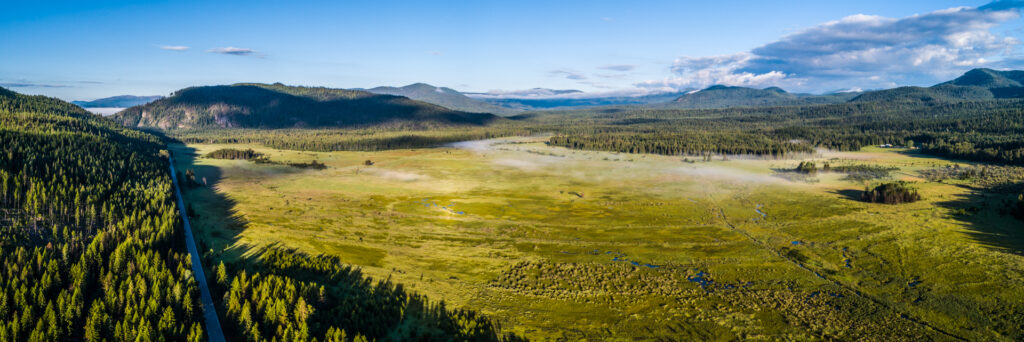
[{"x1": 1, "y1": 0, "x2": 1023, "y2": 100}]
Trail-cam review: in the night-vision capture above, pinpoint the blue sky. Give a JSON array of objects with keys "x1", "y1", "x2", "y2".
[{"x1": 1, "y1": 0, "x2": 1022, "y2": 100}]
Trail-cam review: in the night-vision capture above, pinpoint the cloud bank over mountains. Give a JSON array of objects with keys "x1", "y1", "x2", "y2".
[{"x1": 638, "y1": 0, "x2": 1024, "y2": 93}]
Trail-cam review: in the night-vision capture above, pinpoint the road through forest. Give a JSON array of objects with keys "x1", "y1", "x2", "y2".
[{"x1": 169, "y1": 156, "x2": 226, "y2": 342}]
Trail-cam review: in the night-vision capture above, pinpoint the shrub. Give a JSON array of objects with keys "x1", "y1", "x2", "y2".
[{"x1": 795, "y1": 161, "x2": 817, "y2": 174}]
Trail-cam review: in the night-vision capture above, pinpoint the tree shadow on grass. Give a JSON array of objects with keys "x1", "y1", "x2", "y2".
[
  {"x1": 830, "y1": 182, "x2": 1024, "y2": 255},
  {"x1": 832, "y1": 189, "x2": 863, "y2": 202},
  {"x1": 168, "y1": 143, "x2": 525, "y2": 341},
  {"x1": 932, "y1": 184, "x2": 1024, "y2": 256},
  {"x1": 167, "y1": 144, "x2": 249, "y2": 264}
]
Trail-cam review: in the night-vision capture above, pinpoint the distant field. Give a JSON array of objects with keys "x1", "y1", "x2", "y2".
[{"x1": 172, "y1": 138, "x2": 1024, "y2": 341}]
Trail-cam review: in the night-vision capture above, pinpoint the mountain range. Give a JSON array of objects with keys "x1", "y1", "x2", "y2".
[
  {"x1": 361, "y1": 68, "x2": 1023, "y2": 113},
  {"x1": 469, "y1": 91, "x2": 692, "y2": 111},
  {"x1": 664, "y1": 86, "x2": 859, "y2": 108},
  {"x1": 365, "y1": 83, "x2": 518, "y2": 115},
  {"x1": 658, "y1": 68, "x2": 1024, "y2": 108},
  {"x1": 72, "y1": 95, "x2": 163, "y2": 108},
  {"x1": 108, "y1": 68, "x2": 1024, "y2": 131},
  {"x1": 366, "y1": 84, "x2": 692, "y2": 113}
]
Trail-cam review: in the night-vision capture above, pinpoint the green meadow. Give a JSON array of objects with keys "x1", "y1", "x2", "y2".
[{"x1": 171, "y1": 138, "x2": 1024, "y2": 341}]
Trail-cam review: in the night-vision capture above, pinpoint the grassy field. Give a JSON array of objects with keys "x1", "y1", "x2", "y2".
[{"x1": 171, "y1": 138, "x2": 1024, "y2": 341}]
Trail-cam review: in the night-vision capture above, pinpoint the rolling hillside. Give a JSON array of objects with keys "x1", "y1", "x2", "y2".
[
  {"x1": 852, "y1": 68, "x2": 1024, "y2": 102},
  {"x1": 849, "y1": 85, "x2": 995, "y2": 102},
  {"x1": 939, "y1": 68, "x2": 1024, "y2": 88},
  {"x1": 112, "y1": 83, "x2": 499, "y2": 129},
  {"x1": 668, "y1": 85, "x2": 856, "y2": 108}
]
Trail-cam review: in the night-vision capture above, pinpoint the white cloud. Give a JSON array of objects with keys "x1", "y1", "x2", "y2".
[
  {"x1": 636, "y1": 53, "x2": 789, "y2": 90},
  {"x1": 464, "y1": 87, "x2": 672, "y2": 100},
  {"x1": 159, "y1": 45, "x2": 189, "y2": 51},
  {"x1": 640, "y1": 1, "x2": 1024, "y2": 92}
]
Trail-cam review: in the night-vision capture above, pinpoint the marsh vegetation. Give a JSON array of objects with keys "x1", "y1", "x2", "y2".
[{"x1": 174, "y1": 137, "x2": 1024, "y2": 341}]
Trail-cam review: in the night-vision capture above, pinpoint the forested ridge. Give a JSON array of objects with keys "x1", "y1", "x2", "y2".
[
  {"x1": 0, "y1": 87, "x2": 205, "y2": 341},
  {"x1": 113, "y1": 83, "x2": 500, "y2": 130}
]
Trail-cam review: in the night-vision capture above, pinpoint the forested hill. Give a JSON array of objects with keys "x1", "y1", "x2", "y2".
[
  {"x1": 1, "y1": 86, "x2": 95, "y2": 117},
  {"x1": 0, "y1": 87, "x2": 206, "y2": 340},
  {"x1": 112, "y1": 83, "x2": 501, "y2": 130},
  {"x1": 668, "y1": 85, "x2": 857, "y2": 108},
  {"x1": 940, "y1": 68, "x2": 1024, "y2": 88},
  {"x1": 851, "y1": 68, "x2": 1024, "y2": 103},
  {"x1": 366, "y1": 83, "x2": 519, "y2": 115}
]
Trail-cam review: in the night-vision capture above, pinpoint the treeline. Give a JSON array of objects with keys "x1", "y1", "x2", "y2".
[
  {"x1": 549, "y1": 132, "x2": 813, "y2": 157},
  {"x1": 174, "y1": 128, "x2": 530, "y2": 152},
  {"x1": 535, "y1": 99, "x2": 1024, "y2": 164},
  {"x1": 205, "y1": 148, "x2": 264, "y2": 160},
  {"x1": 202, "y1": 148, "x2": 328, "y2": 170},
  {"x1": 211, "y1": 249, "x2": 524, "y2": 341},
  {"x1": 918, "y1": 135, "x2": 1024, "y2": 165},
  {"x1": 254, "y1": 159, "x2": 328, "y2": 170},
  {"x1": 0, "y1": 88, "x2": 204, "y2": 341}
]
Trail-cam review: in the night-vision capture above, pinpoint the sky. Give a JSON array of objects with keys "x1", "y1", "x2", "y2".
[{"x1": 1, "y1": 0, "x2": 1023, "y2": 101}]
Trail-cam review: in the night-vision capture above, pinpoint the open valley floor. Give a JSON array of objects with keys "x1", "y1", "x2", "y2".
[{"x1": 173, "y1": 138, "x2": 1024, "y2": 341}]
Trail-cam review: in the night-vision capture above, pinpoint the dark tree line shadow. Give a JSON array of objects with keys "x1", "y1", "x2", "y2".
[
  {"x1": 166, "y1": 142, "x2": 526, "y2": 341},
  {"x1": 831, "y1": 182, "x2": 1024, "y2": 256},
  {"x1": 931, "y1": 184, "x2": 1024, "y2": 256}
]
